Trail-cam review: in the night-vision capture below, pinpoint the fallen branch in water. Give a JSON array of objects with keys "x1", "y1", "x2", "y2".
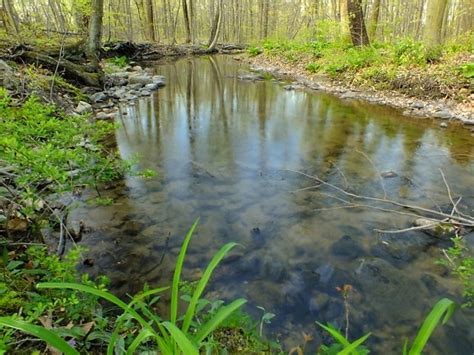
[{"x1": 285, "y1": 168, "x2": 474, "y2": 234}]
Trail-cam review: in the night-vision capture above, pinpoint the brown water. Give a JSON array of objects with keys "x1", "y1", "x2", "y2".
[{"x1": 73, "y1": 55, "x2": 474, "y2": 353}]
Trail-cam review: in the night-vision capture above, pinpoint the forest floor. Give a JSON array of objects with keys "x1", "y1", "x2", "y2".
[{"x1": 240, "y1": 42, "x2": 474, "y2": 130}]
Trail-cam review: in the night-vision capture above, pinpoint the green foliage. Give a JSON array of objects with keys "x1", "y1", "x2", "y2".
[
  {"x1": 247, "y1": 46, "x2": 262, "y2": 57},
  {"x1": 111, "y1": 56, "x2": 129, "y2": 68},
  {"x1": 0, "y1": 246, "x2": 108, "y2": 353},
  {"x1": 0, "y1": 89, "x2": 124, "y2": 192},
  {"x1": 403, "y1": 298, "x2": 455, "y2": 354},
  {"x1": 317, "y1": 298, "x2": 455, "y2": 355},
  {"x1": 392, "y1": 39, "x2": 443, "y2": 65},
  {"x1": 458, "y1": 62, "x2": 474, "y2": 79},
  {"x1": 306, "y1": 62, "x2": 320, "y2": 73},
  {"x1": 317, "y1": 322, "x2": 370, "y2": 355},
  {"x1": 3, "y1": 220, "x2": 248, "y2": 354},
  {"x1": 438, "y1": 237, "x2": 474, "y2": 308}
]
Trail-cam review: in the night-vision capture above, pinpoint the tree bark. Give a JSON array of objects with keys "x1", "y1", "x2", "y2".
[
  {"x1": 2, "y1": 0, "x2": 20, "y2": 37},
  {"x1": 368, "y1": 0, "x2": 381, "y2": 41},
  {"x1": 208, "y1": 0, "x2": 222, "y2": 50},
  {"x1": 182, "y1": 0, "x2": 191, "y2": 43},
  {"x1": 87, "y1": 0, "x2": 104, "y2": 70},
  {"x1": 347, "y1": 0, "x2": 370, "y2": 46},
  {"x1": 424, "y1": 0, "x2": 448, "y2": 46},
  {"x1": 145, "y1": 0, "x2": 156, "y2": 41}
]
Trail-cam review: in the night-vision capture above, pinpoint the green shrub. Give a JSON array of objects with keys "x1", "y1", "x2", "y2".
[
  {"x1": 306, "y1": 62, "x2": 321, "y2": 73},
  {"x1": 247, "y1": 46, "x2": 262, "y2": 57}
]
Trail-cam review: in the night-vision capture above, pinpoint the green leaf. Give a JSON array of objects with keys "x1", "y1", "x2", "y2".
[
  {"x1": 0, "y1": 317, "x2": 79, "y2": 355},
  {"x1": 37, "y1": 283, "x2": 164, "y2": 348},
  {"x1": 162, "y1": 322, "x2": 199, "y2": 355},
  {"x1": 316, "y1": 322, "x2": 350, "y2": 347},
  {"x1": 194, "y1": 298, "x2": 247, "y2": 343},
  {"x1": 182, "y1": 242, "x2": 239, "y2": 333},
  {"x1": 126, "y1": 329, "x2": 154, "y2": 355},
  {"x1": 408, "y1": 298, "x2": 455, "y2": 355},
  {"x1": 171, "y1": 219, "x2": 199, "y2": 324},
  {"x1": 339, "y1": 332, "x2": 371, "y2": 355}
]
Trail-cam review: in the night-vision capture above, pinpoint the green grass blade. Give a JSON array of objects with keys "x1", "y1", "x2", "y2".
[
  {"x1": 408, "y1": 298, "x2": 455, "y2": 355},
  {"x1": 107, "y1": 285, "x2": 170, "y2": 354},
  {"x1": 339, "y1": 332, "x2": 371, "y2": 355},
  {"x1": 126, "y1": 329, "x2": 154, "y2": 355},
  {"x1": 182, "y1": 242, "x2": 238, "y2": 333},
  {"x1": 162, "y1": 321, "x2": 199, "y2": 355},
  {"x1": 37, "y1": 283, "x2": 164, "y2": 346},
  {"x1": 171, "y1": 218, "x2": 199, "y2": 324},
  {"x1": 194, "y1": 298, "x2": 247, "y2": 343},
  {"x1": 0, "y1": 317, "x2": 79, "y2": 355},
  {"x1": 316, "y1": 322, "x2": 350, "y2": 347}
]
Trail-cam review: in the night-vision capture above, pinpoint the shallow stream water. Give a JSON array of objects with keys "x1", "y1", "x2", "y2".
[{"x1": 73, "y1": 55, "x2": 474, "y2": 353}]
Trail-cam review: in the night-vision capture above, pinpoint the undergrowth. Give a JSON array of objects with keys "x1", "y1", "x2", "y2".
[{"x1": 249, "y1": 32, "x2": 473, "y2": 101}]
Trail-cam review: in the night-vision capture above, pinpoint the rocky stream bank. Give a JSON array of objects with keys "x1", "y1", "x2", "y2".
[{"x1": 240, "y1": 54, "x2": 474, "y2": 132}]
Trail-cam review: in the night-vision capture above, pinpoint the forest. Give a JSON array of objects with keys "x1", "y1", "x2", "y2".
[{"x1": 0, "y1": 0, "x2": 473, "y2": 354}]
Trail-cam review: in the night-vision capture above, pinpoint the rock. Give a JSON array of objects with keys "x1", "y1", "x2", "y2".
[
  {"x1": 0, "y1": 59, "x2": 13, "y2": 86},
  {"x1": 370, "y1": 231, "x2": 434, "y2": 266},
  {"x1": 90, "y1": 91, "x2": 108, "y2": 103},
  {"x1": 131, "y1": 65, "x2": 143, "y2": 72},
  {"x1": 440, "y1": 122, "x2": 448, "y2": 128},
  {"x1": 413, "y1": 218, "x2": 456, "y2": 239},
  {"x1": 314, "y1": 264, "x2": 335, "y2": 284},
  {"x1": 238, "y1": 73, "x2": 264, "y2": 81},
  {"x1": 411, "y1": 102, "x2": 425, "y2": 109},
  {"x1": 95, "y1": 111, "x2": 108, "y2": 120},
  {"x1": 340, "y1": 91, "x2": 357, "y2": 99},
  {"x1": 432, "y1": 109, "x2": 452, "y2": 120},
  {"x1": 74, "y1": 101, "x2": 92, "y2": 114},
  {"x1": 110, "y1": 87, "x2": 127, "y2": 99},
  {"x1": 330, "y1": 235, "x2": 366, "y2": 260},
  {"x1": 145, "y1": 81, "x2": 165, "y2": 90},
  {"x1": 461, "y1": 118, "x2": 474, "y2": 126},
  {"x1": 140, "y1": 90, "x2": 151, "y2": 96},
  {"x1": 129, "y1": 75, "x2": 153, "y2": 85},
  {"x1": 128, "y1": 83, "x2": 145, "y2": 90},
  {"x1": 381, "y1": 170, "x2": 398, "y2": 178},
  {"x1": 283, "y1": 85, "x2": 296, "y2": 91},
  {"x1": 126, "y1": 95, "x2": 138, "y2": 101}
]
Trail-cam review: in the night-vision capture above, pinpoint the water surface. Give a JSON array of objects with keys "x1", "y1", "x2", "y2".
[{"x1": 74, "y1": 56, "x2": 474, "y2": 353}]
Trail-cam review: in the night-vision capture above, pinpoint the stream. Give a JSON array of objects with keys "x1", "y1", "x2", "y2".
[{"x1": 72, "y1": 55, "x2": 474, "y2": 353}]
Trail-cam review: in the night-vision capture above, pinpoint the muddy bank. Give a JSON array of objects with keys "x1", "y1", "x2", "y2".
[{"x1": 241, "y1": 54, "x2": 474, "y2": 131}]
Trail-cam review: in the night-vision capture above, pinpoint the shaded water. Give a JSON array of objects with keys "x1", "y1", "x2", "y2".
[{"x1": 74, "y1": 56, "x2": 474, "y2": 353}]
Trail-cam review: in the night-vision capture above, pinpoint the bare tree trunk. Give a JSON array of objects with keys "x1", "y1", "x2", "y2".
[
  {"x1": 340, "y1": 0, "x2": 350, "y2": 39},
  {"x1": 182, "y1": 0, "x2": 191, "y2": 43},
  {"x1": 424, "y1": 0, "x2": 448, "y2": 46},
  {"x1": 347, "y1": 0, "x2": 370, "y2": 46},
  {"x1": 145, "y1": 0, "x2": 156, "y2": 41},
  {"x1": 87, "y1": 0, "x2": 104, "y2": 70},
  {"x1": 2, "y1": 0, "x2": 20, "y2": 37},
  {"x1": 368, "y1": 0, "x2": 381, "y2": 40},
  {"x1": 208, "y1": 0, "x2": 222, "y2": 49}
]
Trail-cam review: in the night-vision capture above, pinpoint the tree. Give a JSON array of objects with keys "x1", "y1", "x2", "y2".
[
  {"x1": 347, "y1": 0, "x2": 370, "y2": 46},
  {"x1": 182, "y1": 0, "x2": 191, "y2": 43},
  {"x1": 145, "y1": 0, "x2": 156, "y2": 41},
  {"x1": 424, "y1": 0, "x2": 448, "y2": 46},
  {"x1": 208, "y1": 0, "x2": 222, "y2": 50},
  {"x1": 87, "y1": 0, "x2": 104, "y2": 70},
  {"x1": 2, "y1": 0, "x2": 20, "y2": 37},
  {"x1": 368, "y1": 0, "x2": 381, "y2": 41}
]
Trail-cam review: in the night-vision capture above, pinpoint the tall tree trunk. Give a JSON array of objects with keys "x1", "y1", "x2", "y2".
[
  {"x1": 182, "y1": 0, "x2": 191, "y2": 43},
  {"x1": 87, "y1": 0, "x2": 104, "y2": 70},
  {"x1": 208, "y1": 0, "x2": 222, "y2": 49},
  {"x1": 145, "y1": 0, "x2": 156, "y2": 41},
  {"x1": 340, "y1": 0, "x2": 350, "y2": 39},
  {"x1": 423, "y1": 0, "x2": 448, "y2": 46},
  {"x1": 367, "y1": 0, "x2": 381, "y2": 40},
  {"x1": 2, "y1": 0, "x2": 20, "y2": 37},
  {"x1": 347, "y1": 0, "x2": 370, "y2": 46}
]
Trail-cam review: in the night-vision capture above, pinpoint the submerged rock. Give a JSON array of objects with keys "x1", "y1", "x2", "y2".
[
  {"x1": 413, "y1": 218, "x2": 457, "y2": 239},
  {"x1": 330, "y1": 235, "x2": 366, "y2": 260}
]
